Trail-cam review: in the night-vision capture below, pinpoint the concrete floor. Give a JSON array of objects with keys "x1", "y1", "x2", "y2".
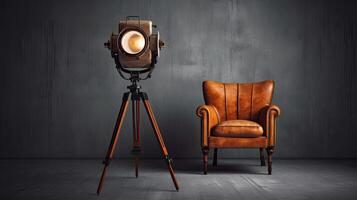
[{"x1": 1, "y1": 159, "x2": 357, "y2": 200}]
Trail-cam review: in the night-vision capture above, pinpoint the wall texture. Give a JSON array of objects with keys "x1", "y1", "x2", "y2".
[{"x1": 1, "y1": 0, "x2": 356, "y2": 158}]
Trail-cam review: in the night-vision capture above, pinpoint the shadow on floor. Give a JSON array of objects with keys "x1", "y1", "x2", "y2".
[{"x1": 140, "y1": 159, "x2": 269, "y2": 175}]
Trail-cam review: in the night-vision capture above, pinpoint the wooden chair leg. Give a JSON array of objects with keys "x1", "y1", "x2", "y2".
[
  {"x1": 213, "y1": 148, "x2": 218, "y2": 166},
  {"x1": 266, "y1": 147, "x2": 274, "y2": 175},
  {"x1": 259, "y1": 148, "x2": 265, "y2": 166},
  {"x1": 202, "y1": 147, "x2": 209, "y2": 174}
]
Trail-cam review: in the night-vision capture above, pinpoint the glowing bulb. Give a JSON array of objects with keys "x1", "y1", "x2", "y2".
[
  {"x1": 128, "y1": 33, "x2": 145, "y2": 52},
  {"x1": 121, "y1": 31, "x2": 145, "y2": 54}
]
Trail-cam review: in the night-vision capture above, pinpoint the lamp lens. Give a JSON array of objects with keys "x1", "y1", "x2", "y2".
[{"x1": 121, "y1": 31, "x2": 145, "y2": 54}]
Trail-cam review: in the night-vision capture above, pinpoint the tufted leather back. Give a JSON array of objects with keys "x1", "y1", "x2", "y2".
[{"x1": 203, "y1": 80, "x2": 274, "y2": 122}]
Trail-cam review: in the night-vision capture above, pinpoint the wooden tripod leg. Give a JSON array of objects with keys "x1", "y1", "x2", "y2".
[
  {"x1": 140, "y1": 92, "x2": 179, "y2": 191},
  {"x1": 97, "y1": 92, "x2": 130, "y2": 195},
  {"x1": 132, "y1": 99, "x2": 140, "y2": 178}
]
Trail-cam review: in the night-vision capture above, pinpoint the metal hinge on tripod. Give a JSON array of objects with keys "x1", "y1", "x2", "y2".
[{"x1": 140, "y1": 92, "x2": 149, "y2": 100}]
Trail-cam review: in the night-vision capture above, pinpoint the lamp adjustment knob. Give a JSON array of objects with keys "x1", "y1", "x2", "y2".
[
  {"x1": 104, "y1": 40, "x2": 111, "y2": 49},
  {"x1": 159, "y1": 40, "x2": 164, "y2": 49}
]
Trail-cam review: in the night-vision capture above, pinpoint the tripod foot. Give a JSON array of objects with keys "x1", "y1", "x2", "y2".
[
  {"x1": 165, "y1": 156, "x2": 179, "y2": 190},
  {"x1": 97, "y1": 164, "x2": 109, "y2": 195}
]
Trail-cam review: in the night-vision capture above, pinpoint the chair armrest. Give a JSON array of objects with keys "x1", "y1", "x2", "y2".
[
  {"x1": 259, "y1": 104, "x2": 281, "y2": 147},
  {"x1": 196, "y1": 105, "x2": 220, "y2": 147}
]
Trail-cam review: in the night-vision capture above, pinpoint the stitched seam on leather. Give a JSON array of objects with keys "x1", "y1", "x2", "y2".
[
  {"x1": 250, "y1": 83, "x2": 254, "y2": 120},
  {"x1": 224, "y1": 84, "x2": 227, "y2": 121},
  {"x1": 212, "y1": 106, "x2": 221, "y2": 123}
]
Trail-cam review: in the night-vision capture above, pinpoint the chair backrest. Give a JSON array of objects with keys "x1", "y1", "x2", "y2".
[{"x1": 203, "y1": 80, "x2": 274, "y2": 122}]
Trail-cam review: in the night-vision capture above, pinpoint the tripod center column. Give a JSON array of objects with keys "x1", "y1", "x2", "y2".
[{"x1": 130, "y1": 82, "x2": 141, "y2": 178}]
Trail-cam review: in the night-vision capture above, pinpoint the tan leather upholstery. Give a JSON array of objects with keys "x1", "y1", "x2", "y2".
[
  {"x1": 196, "y1": 105, "x2": 220, "y2": 146},
  {"x1": 203, "y1": 80, "x2": 274, "y2": 122},
  {"x1": 259, "y1": 104, "x2": 281, "y2": 146},
  {"x1": 213, "y1": 120, "x2": 263, "y2": 138},
  {"x1": 197, "y1": 80, "x2": 281, "y2": 174}
]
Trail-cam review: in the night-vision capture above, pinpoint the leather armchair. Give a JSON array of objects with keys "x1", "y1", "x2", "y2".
[{"x1": 196, "y1": 80, "x2": 281, "y2": 174}]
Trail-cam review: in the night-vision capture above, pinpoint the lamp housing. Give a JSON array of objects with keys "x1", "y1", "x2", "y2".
[{"x1": 104, "y1": 17, "x2": 164, "y2": 69}]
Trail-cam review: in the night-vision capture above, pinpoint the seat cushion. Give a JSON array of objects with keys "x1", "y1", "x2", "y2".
[{"x1": 213, "y1": 120, "x2": 264, "y2": 138}]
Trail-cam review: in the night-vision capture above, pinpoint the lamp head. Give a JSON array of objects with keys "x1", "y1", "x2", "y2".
[{"x1": 105, "y1": 17, "x2": 164, "y2": 69}]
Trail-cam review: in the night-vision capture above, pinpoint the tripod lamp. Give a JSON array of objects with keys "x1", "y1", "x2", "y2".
[{"x1": 97, "y1": 16, "x2": 178, "y2": 194}]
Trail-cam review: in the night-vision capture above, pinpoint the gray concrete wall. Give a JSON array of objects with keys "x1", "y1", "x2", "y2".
[{"x1": 1, "y1": 0, "x2": 356, "y2": 158}]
